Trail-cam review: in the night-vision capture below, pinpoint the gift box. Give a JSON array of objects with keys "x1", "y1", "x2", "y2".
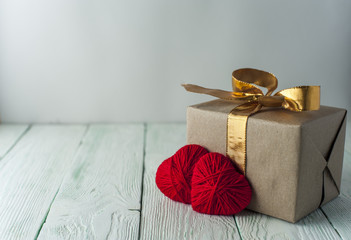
[
  {"x1": 184, "y1": 68, "x2": 347, "y2": 223},
  {"x1": 187, "y1": 99, "x2": 347, "y2": 223}
]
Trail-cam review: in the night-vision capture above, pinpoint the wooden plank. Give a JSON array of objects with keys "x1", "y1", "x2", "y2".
[
  {"x1": 37, "y1": 124, "x2": 145, "y2": 240},
  {"x1": 321, "y1": 194, "x2": 351, "y2": 240},
  {"x1": 340, "y1": 151, "x2": 351, "y2": 197},
  {"x1": 0, "y1": 125, "x2": 86, "y2": 239},
  {"x1": 320, "y1": 151, "x2": 351, "y2": 240},
  {"x1": 0, "y1": 124, "x2": 28, "y2": 159},
  {"x1": 235, "y1": 209, "x2": 340, "y2": 240},
  {"x1": 140, "y1": 123, "x2": 241, "y2": 240}
]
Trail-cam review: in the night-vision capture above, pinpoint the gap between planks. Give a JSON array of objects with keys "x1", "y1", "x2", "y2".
[
  {"x1": 34, "y1": 125, "x2": 91, "y2": 239},
  {"x1": 137, "y1": 123, "x2": 148, "y2": 240}
]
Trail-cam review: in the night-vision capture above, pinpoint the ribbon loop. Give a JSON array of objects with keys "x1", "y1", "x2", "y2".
[{"x1": 232, "y1": 68, "x2": 277, "y2": 96}]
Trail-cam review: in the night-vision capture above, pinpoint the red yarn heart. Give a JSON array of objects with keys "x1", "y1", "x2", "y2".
[
  {"x1": 191, "y1": 152, "x2": 252, "y2": 215},
  {"x1": 156, "y1": 144, "x2": 208, "y2": 204}
]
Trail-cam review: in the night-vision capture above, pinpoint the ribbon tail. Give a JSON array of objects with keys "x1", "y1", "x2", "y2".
[{"x1": 182, "y1": 84, "x2": 253, "y2": 102}]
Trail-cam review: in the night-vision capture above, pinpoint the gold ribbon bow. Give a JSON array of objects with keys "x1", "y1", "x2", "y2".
[{"x1": 183, "y1": 68, "x2": 320, "y2": 174}]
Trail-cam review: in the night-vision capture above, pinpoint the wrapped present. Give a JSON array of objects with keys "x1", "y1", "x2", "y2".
[{"x1": 184, "y1": 68, "x2": 347, "y2": 223}]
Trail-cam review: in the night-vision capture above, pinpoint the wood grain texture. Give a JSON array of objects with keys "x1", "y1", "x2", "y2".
[
  {"x1": 0, "y1": 123, "x2": 349, "y2": 240},
  {"x1": 140, "y1": 123, "x2": 241, "y2": 240},
  {"x1": 340, "y1": 151, "x2": 351, "y2": 197},
  {"x1": 235, "y1": 209, "x2": 340, "y2": 240},
  {"x1": 0, "y1": 125, "x2": 86, "y2": 239},
  {"x1": 37, "y1": 124, "x2": 145, "y2": 240},
  {"x1": 0, "y1": 124, "x2": 28, "y2": 159},
  {"x1": 321, "y1": 151, "x2": 351, "y2": 240}
]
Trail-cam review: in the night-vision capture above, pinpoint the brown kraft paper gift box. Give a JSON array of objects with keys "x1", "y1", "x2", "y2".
[{"x1": 187, "y1": 99, "x2": 347, "y2": 223}]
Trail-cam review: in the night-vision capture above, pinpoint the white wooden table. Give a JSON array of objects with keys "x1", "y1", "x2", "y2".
[{"x1": 0, "y1": 123, "x2": 350, "y2": 240}]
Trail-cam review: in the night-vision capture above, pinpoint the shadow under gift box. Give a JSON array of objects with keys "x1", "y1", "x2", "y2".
[{"x1": 187, "y1": 99, "x2": 347, "y2": 223}]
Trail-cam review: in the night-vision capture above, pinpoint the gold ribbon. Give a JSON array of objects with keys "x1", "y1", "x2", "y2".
[{"x1": 183, "y1": 68, "x2": 320, "y2": 174}]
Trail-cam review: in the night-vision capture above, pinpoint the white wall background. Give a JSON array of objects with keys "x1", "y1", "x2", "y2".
[{"x1": 0, "y1": 0, "x2": 350, "y2": 123}]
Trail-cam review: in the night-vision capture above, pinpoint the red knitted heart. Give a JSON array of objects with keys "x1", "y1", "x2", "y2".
[
  {"x1": 191, "y1": 152, "x2": 252, "y2": 215},
  {"x1": 155, "y1": 144, "x2": 208, "y2": 204}
]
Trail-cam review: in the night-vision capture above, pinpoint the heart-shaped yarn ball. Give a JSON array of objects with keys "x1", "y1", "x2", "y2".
[
  {"x1": 191, "y1": 152, "x2": 252, "y2": 215},
  {"x1": 156, "y1": 144, "x2": 208, "y2": 204}
]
